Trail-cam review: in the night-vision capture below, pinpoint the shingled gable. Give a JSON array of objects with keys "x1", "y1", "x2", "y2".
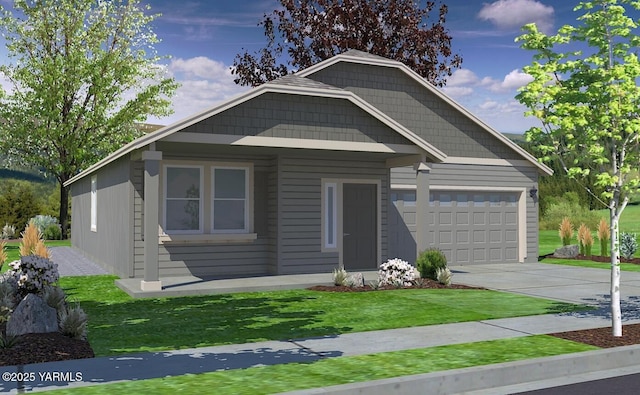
[
  {"x1": 65, "y1": 69, "x2": 446, "y2": 187},
  {"x1": 297, "y1": 49, "x2": 552, "y2": 176}
]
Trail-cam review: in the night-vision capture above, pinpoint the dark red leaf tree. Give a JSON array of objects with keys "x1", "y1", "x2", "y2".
[{"x1": 232, "y1": 0, "x2": 462, "y2": 87}]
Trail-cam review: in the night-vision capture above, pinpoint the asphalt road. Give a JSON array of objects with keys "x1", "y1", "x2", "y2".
[{"x1": 514, "y1": 372, "x2": 640, "y2": 395}]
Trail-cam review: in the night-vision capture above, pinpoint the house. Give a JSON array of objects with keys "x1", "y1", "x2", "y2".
[{"x1": 64, "y1": 50, "x2": 552, "y2": 291}]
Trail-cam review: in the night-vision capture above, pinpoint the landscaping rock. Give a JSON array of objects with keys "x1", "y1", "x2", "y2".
[
  {"x1": 7, "y1": 294, "x2": 58, "y2": 337},
  {"x1": 553, "y1": 245, "x2": 579, "y2": 258}
]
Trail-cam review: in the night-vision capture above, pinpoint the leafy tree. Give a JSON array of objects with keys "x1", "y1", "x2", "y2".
[
  {"x1": 0, "y1": 180, "x2": 42, "y2": 235},
  {"x1": 516, "y1": 0, "x2": 640, "y2": 336},
  {"x1": 0, "y1": 0, "x2": 178, "y2": 238},
  {"x1": 232, "y1": 0, "x2": 462, "y2": 87}
]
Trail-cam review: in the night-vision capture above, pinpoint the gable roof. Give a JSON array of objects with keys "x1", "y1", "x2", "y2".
[
  {"x1": 65, "y1": 50, "x2": 551, "y2": 187},
  {"x1": 65, "y1": 68, "x2": 446, "y2": 187},
  {"x1": 298, "y1": 50, "x2": 552, "y2": 175}
]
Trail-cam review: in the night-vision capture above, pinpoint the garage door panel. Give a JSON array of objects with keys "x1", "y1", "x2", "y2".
[
  {"x1": 456, "y1": 230, "x2": 469, "y2": 243},
  {"x1": 473, "y1": 230, "x2": 486, "y2": 243},
  {"x1": 489, "y1": 212, "x2": 502, "y2": 225},
  {"x1": 456, "y1": 212, "x2": 469, "y2": 225},
  {"x1": 439, "y1": 212, "x2": 452, "y2": 225},
  {"x1": 473, "y1": 212, "x2": 486, "y2": 225},
  {"x1": 505, "y1": 212, "x2": 517, "y2": 225},
  {"x1": 490, "y1": 230, "x2": 502, "y2": 243},
  {"x1": 439, "y1": 231, "x2": 452, "y2": 244}
]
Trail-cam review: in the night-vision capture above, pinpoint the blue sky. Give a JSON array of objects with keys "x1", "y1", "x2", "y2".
[
  {"x1": 143, "y1": 0, "x2": 585, "y2": 133},
  {"x1": 1, "y1": 1, "x2": 638, "y2": 134}
]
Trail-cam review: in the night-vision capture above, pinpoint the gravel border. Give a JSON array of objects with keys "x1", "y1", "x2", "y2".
[{"x1": 49, "y1": 247, "x2": 109, "y2": 276}]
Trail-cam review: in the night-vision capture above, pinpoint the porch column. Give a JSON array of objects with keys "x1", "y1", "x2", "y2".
[
  {"x1": 414, "y1": 162, "x2": 431, "y2": 257},
  {"x1": 141, "y1": 150, "x2": 162, "y2": 291}
]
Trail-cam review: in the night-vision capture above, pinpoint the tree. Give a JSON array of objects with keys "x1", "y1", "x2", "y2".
[
  {"x1": 0, "y1": 0, "x2": 178, "y2": 238},
  {"x1": 232, "y1": 0, "x2": 462, "y2": 87},
  {"x1": 516, "y1": 0, "x2": 640, "y2": 336}
]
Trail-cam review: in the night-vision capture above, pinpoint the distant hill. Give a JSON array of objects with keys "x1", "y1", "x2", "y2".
[
  {"x1": 0, "y1": 168, "x2": 51, "y2": 183},
  {"x1": 502, "y1": 132, "x2": 526, "y2": 144}
]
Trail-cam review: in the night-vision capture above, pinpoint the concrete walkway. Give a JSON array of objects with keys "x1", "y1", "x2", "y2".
[{"x1": 3, "y1": 261, "x2": 640, "y2": 394}]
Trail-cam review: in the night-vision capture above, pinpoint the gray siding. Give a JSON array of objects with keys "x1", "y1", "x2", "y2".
[
  {"x1": 132, "y1": 151, "x2": 273, "y2": 278},
  {"x1": 70, "y1": 156, "x2": 132, "y2": 276},
  {"x1": 181, "y1": 92, "x2": 412, "y2": 146},
  {"x1": 307, "y1": 62, "x2": 523, "y2": 160},
  {"x1": 390, "y1": 164, "x2": 539, "y2": 263},
  {"x1": 277, "y1": 155, "x2": 389, "y2": 274}
]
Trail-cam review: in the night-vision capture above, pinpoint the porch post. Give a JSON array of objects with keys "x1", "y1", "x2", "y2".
[
  {"x1": 141, "y1": 150, "x2": 162, "y2": 291},
  {"x1": 415, "y1": 162, "x2": 431, "y2": 257}
]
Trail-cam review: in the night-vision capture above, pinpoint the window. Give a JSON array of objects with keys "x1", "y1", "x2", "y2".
[
  {"x1": 90, "y1": 175, "x2": 97, "y2": 232},
  {"x1": 212, "y1": 167, "x2": 248, "y2": 233},
  {"x1": 164, "y1": 166, "x2": 203, "y2": 233},
  {"x1": 324, "y1": 182, "x2": 337, "y2": 249}
]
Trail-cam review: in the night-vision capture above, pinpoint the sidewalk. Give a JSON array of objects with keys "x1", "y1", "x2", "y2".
[{"x1": 2, "y1": 262, "x2": 640, "y2": 394}]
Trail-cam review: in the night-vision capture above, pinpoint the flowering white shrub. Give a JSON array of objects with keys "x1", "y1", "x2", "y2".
[
  {"x1": 9, "y1": 255, "x2": 59, "y2": 296},
  {"x1": 436, "y1": 267, "x2": 453, "y2": 286},
  {"x1": 346, "y1": 272, "x2": 364, "y2": 288},
  {"x1": 378, "y1": 258, "x2": 416, "y2": 287}
]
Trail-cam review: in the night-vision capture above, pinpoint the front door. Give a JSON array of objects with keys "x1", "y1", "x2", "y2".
[{"x1": 343, "y1": 183, "x2": 377, "y2": 270}]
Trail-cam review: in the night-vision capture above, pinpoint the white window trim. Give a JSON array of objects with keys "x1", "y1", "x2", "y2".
[
  {"x1": 322, "y1": 182, "x2": 338, "y2": 250},
  {"x1": 163, "y1": 164, "x2": 204, "y2": 234},
  {"x1": 211, "y1": 166, "x2": 250, "y2": 234},
  {"x1": 90, "y1": 174, "x2": 97, "y2": 232}
]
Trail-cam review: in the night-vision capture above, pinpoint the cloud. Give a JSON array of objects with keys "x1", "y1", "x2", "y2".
[
  {"x1": 447, "y1": 69, "x2": 480, "y2": 87},
  {"x1": 478, "y1": 0, "x2": 555, "y2": 34},
  {"x1": 441, "y1": 86, "x2": 474, "y2": 98},
  {"x1": 481, "y1": 69, "x2": 533, "y2": 92},
  {"x1": 146, "y1": 57, "x2": 249, "y2": 126}
]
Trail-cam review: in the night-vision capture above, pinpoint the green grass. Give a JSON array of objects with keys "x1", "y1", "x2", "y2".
[
  {"x1": 48, "y1": 335, "x2": 597, "y2": 395},
  {"x1": 542, "y1": 257, "x2": 640, "y2": 271},
  {"x1": 57, "y1": 275, "x2": 586, "y2": 357}
]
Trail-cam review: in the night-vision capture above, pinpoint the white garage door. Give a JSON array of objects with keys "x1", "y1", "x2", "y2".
[{"x1": 388, "y1": 190, "x2": 520, "y2": 265}]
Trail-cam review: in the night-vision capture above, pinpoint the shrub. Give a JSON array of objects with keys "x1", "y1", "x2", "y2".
[
  {"x1": 332, "y1": 267, "x2": 348, "y2": 286},
  {"x1": 9, "y1": 223, "x2": 58, "y2": 297},
  {"x1": 42, "y1": 285, "x2": 67, "y2": 312},
  {"x1": 1, "y1": 224, "x2": 16, "y2": 240},
  {"x1": 540, "y1": 200, "x2": 602, "y2": 231},
  {"x1": 597, "y1": 218, "x2": 610, "y2": 258},
  {"x1": 559, "y1": 217, "x2": 573, "y2": 246},
  {"x1": 43, "y1": 224, "x2": 62, "y2": 240},
  {"x1": 59, "y1": 303, "x2": 88, "y2": 340},
  {"x1": 345, "y1": 272, "x2": 364, "y2": 288},
  {"x1": 620, "y1": 232, "x2": 638, "y2": 260},
  {"x1": 436, "y1": 267, "x2": 453, "y2": 286},
  {"x1": 29, "y1": 215, "x2": 59, "y2": 238},
  {"x1": 378, "y1": 258, "x2": 416, "y2": 286},
  {"x1": 416, "y1": 248, "x2": 447, "y2": 280}
]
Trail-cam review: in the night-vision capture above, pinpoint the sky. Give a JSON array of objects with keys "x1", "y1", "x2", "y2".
[
  {"x1": 2, "y1": 0, "x2": 639, "y2": 134},
  {"x1": 141, "y1": 0, "x2": 581, "y2": 134}
]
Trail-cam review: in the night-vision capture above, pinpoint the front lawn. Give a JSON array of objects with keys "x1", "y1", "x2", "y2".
[
  {"x1": 59, "y1": 275, "x2": 586, "y2": 357},
  {"x1": 1, "y1": 239, "x2": 71, "y2": 272},
  {"x1": 48, "y1": 335, "x2": 597, "y2": 395}
]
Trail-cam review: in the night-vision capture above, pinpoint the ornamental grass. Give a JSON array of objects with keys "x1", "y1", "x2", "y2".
[
  {"x1": 577, "y1": 223, "x2": 593, "y2": 257},
  {"x1": 559, "y1": 217, "x2": 573, "y2": 246},
  {"x1": 19, "y1": 222, "x2": 50, "y2": 259},
  {"x1": 597, "y1": 218, "x2": 610, "y2": 257}
]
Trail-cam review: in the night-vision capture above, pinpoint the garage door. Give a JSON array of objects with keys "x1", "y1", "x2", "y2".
[
  {"x1": 429, "y1": 191, "x2": 519, "y2": 264},
  {"x1": 389, "y1": 190, "x2": 520, "y2": 265}
]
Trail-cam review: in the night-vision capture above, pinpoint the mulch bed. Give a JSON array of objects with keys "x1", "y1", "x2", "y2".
[
  {"x1": 0, "y1": 322, "x2": 94, "y2": 367},
  {"x1": 308, "y1": 278, "x2": 483, "y2": 292},
  {"x1": 548, "y1": 323, "x2": 640, "y2": 348}
]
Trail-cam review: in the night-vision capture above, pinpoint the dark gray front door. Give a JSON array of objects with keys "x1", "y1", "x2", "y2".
[{"x1": 343, "y1": 183, "x2": 377, "y2": 270}]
